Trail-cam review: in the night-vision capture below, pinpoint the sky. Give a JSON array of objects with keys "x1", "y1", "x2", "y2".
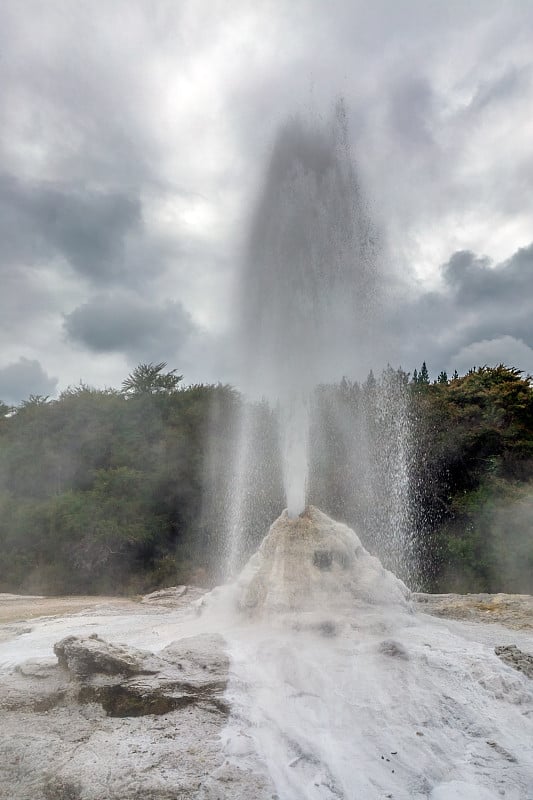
[{"x1": 1, "y1": 0, "x2": 533, "y2": 403}]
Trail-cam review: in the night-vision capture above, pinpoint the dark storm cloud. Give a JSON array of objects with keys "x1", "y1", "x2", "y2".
[
  {"x1": 0, "y1": 0, "x2": 531, "y2": 391},
  {"x1": 443, "y1": 244, "x2": 533, "y2": 307},
  {"x1": 0, "y1": 2, "x2": 194, "y2": 293},
  {"x1": 382, "y1": 242, "x2": 533, "y2": 377},
  {"x1": 0, "y1": 358, "x2": 58, "y2": 405},
  {"x1": 441, "y1": 245, "x2": 533, "y2": 362},
  {"x1": 0, "y1": 264, "x2": 56, "y2": 336},
  {"x1": 64, "y1": 293, "x2": 196, "y2": 362},
  {"x1": 0, "y1": 173, "x2": 140, "y2": 281},
  {"x1": 0, "y1": 1, "x2": 216, "y2": 388}
]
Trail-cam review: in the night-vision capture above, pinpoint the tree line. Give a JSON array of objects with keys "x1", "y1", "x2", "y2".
[
  {"x1": 409, "y1": 363, "x2": 533, "y2": 592},
  {"x1": 0, "y1": 362, "x2": 532, "y2": 595}
]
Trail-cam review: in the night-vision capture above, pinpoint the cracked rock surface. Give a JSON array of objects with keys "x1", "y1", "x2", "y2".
[{"x1": 0, "y1": 632, "x2": 273, "y2": 800}]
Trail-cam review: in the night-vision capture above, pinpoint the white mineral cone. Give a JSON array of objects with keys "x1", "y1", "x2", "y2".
[{"x1": 234, "y1": 506, "x2": 410, "y2": 618}]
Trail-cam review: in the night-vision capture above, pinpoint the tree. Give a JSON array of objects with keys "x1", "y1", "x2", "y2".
[
  {"x1": 363, "y1": 370, "x2": 376, "y2": 393},
  {"x1": 0, "y1": 401, "x2": 13, "y2": 418},
  {"x1": 437, "y1": 371, "x2": 448, "y2": 385},
  {"x1": 409, "y1": 363, "x2": 533, "y2": 591},
  {"x1": 121, "y1": 363, "x2": 183, "y2": 396},
  {"x1": 418, "y1": 362, "x2": 430, "y2": 385},
  {"x1": 18, "y1": 394, "x2": 50, "y2": 408},
  {"x1": 1, "y1": 360, "x2": 532, "y2": 596}
]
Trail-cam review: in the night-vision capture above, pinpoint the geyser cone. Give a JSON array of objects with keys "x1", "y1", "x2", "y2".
[{"x1": 235, "y1": 506, "x2": 410, "y2": 617}]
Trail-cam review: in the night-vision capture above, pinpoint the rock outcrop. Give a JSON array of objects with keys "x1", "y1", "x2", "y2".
[
  {"x1": 0, "y1": 632, "x2": 273, "y2": 800},
  {"x1": 49, "y1": 632, "x2": 231, "y2": 718},
  {"x1": 495, "y1": 645, "x2": 533, "y2": 679},
  {"x1": 54, "y1": 634, "x2": 161, "y2": 678}
]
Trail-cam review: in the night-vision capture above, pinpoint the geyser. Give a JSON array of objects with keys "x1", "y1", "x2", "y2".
[
  {"x1": 238, "y1": 104, "x2": 377, "y2": 513},
  {"x1": 224, "y1": 104, "x2": 384, "y2": 575},
  {"x1": 207, "y1": 103, "x2": 416, "y2": 586}
]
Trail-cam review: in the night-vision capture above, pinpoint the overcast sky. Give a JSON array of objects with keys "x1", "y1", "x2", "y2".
[{"x1": 1, "y1": 0, "x2": 533, "y2": 403}]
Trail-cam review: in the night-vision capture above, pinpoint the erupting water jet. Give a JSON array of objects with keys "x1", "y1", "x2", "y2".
[{"x1": 221, "y1": 103, "x2": 407, "y2": 579}]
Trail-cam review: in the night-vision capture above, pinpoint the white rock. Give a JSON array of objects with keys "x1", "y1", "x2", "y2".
[{"x1": 235, "y1": 506, "x2": 410, "y2": 617}]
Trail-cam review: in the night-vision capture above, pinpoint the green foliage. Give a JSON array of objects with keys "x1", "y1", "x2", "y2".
[
  {"x1": 410, "y1": 363, "x2": 533, "y2": 591},
  {"x1": 121, "y1": 362, "x2": 183, "y2": 396},
  {"x1": 0, "y1": 365, "x2": 240, "y2": 594},
  {"x1": 0, "y1": 401, "x2": 13, "y2": 416},
  {"x1": 418, "y1": 361, "x2": 430, "y2": 385},
  {"x1": 411, "y1": 362, "x2": 431, "y2": 388},
  {"x1": 1, "y1": 360, "x2": 532, "y2": 595},
  {"x1": 18, "y1": 394, "x2": 51, "y2": 408}
]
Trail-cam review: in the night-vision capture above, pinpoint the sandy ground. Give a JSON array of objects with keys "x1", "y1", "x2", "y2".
[
  {"x1": 3, "y1": 590, "x2": 532, "y2": 628},
  {"x1": 413, "y1": 591, "x2": 533, "y2": 630},
  {"x1": 0, "y1": 593, "x2": 141, "y2": 624}
]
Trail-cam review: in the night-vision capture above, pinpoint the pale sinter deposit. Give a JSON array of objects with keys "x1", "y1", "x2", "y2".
[
  {"x1": 1, "y1": 508, "x2": 533, "y2": 800},
  {"x1": 234, "y1": 505, "x2": 410, "y2": 617}
]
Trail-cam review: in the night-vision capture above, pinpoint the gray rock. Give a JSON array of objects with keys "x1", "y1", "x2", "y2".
[
  {"x1": 160, "y1": 633, "x2": 229, "y2": 684},
  {"x1": 0, "y1": 659, "x2": 68, "y2": 713},
  {"x1": 0, "y1": 632, "x2": 274, "y2": 800},
  {"x1": 141, "y1": 585, "x2": 207, "y2": 608},
  {"x1": 53, "y1": 633, "x2": 160, "y2": 678},
  {"x1": 378, "y1": 639, "x2": 409, "y2": 660},
  {"x1": 49, "y1": 633, "x2": 230, "y2": 718},
  {"x1": 495, "y1": 644, "x2": 533, "y2": 679}
]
